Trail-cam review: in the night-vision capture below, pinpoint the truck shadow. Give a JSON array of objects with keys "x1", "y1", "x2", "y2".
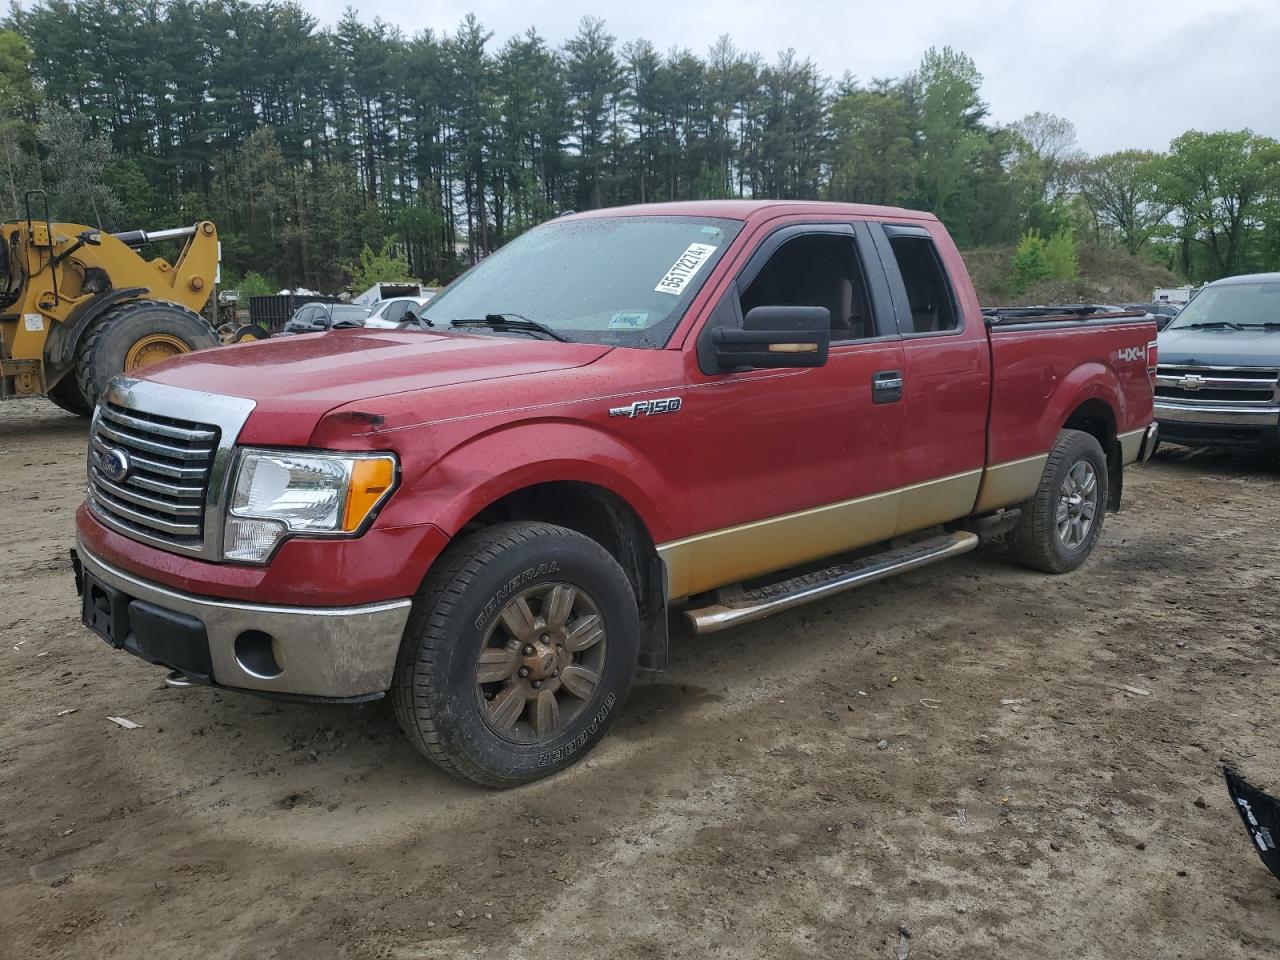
[{"x1": 1148, "y1": 443, "x2": 1280, "y2": 478}]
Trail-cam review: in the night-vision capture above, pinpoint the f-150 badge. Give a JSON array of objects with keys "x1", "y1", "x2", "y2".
[{"x1": 609, "y1": 397, "x2": 683, "y2": 418}]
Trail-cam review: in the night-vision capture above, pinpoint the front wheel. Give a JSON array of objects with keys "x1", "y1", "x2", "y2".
[
  {"x1": 1009, "y1": 429, "x2": 1109, "y2": 574},
  {"x1": 392, "y1": 522, "x2": 638, "y2": 788}
]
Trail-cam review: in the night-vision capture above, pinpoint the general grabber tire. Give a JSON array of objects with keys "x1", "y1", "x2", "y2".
[
  {"x1": 74, "y1": 300, "x2": 219, "y2": 407},
  {"x1": 1009, "y1": 428, "x2": 1109, "y2": 574},
  {"x1": 392, "y1": 522, "x2": 639, "y2": 788}
]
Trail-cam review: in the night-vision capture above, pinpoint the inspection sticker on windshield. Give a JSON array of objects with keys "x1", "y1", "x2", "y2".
[
  {"x1": 610, "y1": 312, "x2": 649, "y2": 329},
  {"x1": 654, "y1": 243, "x2": 717, "y2": 296}
]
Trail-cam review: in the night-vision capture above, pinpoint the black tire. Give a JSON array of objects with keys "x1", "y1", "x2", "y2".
[
  {"x1": 392, "y1": 522, "x2": 638, "y2": 788},
  {"x1": 231, "y1": 323, "x2": 270, "y2": 343},
  {"x1": 74, "y1": 300, "x2": 218, "y2": 407},
  {"x1": 1009, "y1": 429, "x2": 1109, "y2": 574},
  {"x1": 46, "y1": 374, "x2": 93, "y2": 417}
]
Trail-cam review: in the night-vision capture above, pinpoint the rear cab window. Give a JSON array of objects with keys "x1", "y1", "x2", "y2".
[{"x1": 879, "y1": 225, "x2": 961, "y2": 336}]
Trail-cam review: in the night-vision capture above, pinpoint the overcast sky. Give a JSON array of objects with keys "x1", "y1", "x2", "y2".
[{"x1": 304, "y1": 0, "x2": 1279, "y2": 156}]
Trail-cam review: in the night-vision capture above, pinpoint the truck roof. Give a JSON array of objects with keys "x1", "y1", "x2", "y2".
[
  {"x1": 562, "y1": 199, "x2": 936, "y2": 223},
  {"x1": 1208, "y1": 272, "x2": 1280, "y2": 286}
]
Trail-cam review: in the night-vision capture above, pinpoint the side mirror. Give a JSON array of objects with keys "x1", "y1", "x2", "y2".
[{"x1": 713, "y1": 306, "x2": 830, "y2": 370}]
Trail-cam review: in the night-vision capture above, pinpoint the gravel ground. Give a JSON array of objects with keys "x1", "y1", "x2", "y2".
[{"x1": 2, "y1": 397, "x2": 1279, "y2": 960}]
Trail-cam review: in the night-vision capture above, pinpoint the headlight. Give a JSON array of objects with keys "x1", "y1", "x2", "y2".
[{"x1": 223, "y1": 450, "x2": 397, "y2": 563}]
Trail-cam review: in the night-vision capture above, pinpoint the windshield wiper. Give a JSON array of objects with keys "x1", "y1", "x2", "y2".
[
  {"x1": 1236, "y1": 322, "x2": 1280, "y2": 330},
  {"x1": 449, "y1": 313, "x2": 570, "y2": 342},
  {"x1": 1180, "y1": 321, "x2": 1243, "y2": 330}
]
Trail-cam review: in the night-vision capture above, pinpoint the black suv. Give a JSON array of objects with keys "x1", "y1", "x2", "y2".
[{"x1": 282, "y1": 302, "x2": 373, "y2": 334}]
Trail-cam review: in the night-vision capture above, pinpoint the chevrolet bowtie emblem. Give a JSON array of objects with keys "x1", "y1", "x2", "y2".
[{"x1": 1177, "y1": 375, "x2": 1206, "y2": 391}]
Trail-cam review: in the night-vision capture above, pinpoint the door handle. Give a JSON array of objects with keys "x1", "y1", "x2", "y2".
[{"x1": 873, "y1": 370, "x2": 904, "y2": 404}]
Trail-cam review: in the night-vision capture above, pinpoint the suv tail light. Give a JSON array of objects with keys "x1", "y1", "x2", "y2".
[{"x1": 1147, "y1": 339, "x2": 1158, "y2": 391}]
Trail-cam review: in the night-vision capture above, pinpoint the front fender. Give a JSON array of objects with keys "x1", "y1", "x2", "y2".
[{"x1": 380, "y1": 418, "x2": 675, "y2": 543}]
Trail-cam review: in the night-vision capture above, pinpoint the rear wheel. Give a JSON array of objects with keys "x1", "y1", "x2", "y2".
[
  {"x1": 1009, "y1": 429, "x2": 1109, "y2": 574},
  {"x1": 392, "y1": 522, "x2": 638, "y2": 788},
  {"x1": 74, "y1": 300, "x2": 218, "y2": 407}
]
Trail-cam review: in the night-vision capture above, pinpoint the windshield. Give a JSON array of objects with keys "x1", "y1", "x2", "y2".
[
  {"x1": 1167, "y1": 282, "x2": 1280, "y2": 329},
  {"x1": 332, "y1": 306, "x2": 372, "y2": 323},
  {"x1": 418, "y1": 215, "x2": 743, "y2": 347}
]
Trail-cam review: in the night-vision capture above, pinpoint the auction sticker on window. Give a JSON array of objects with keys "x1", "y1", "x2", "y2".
[{"x1": 654, "y1": 243, "x2": 717, "y2": 296}]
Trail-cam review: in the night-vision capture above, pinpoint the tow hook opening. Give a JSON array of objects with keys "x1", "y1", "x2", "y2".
[{"x1": 234, "y1": 630, "x2": 285, "y2": 679}]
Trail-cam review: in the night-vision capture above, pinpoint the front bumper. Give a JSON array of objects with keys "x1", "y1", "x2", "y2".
[
  {"x1": 1155, "y1": 400, "x2": 1280, "y2": 449},
  {"x1": 74, "y1": 540, "x2": 412, "y2": 700}
]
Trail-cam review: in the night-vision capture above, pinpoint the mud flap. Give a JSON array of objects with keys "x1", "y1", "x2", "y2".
[{"x1": 1224, "y1": 766, "x2": 1280, "y2": 882}]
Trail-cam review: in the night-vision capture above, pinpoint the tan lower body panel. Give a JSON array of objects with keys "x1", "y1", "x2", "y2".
[
  {"x1": 658, "y1": 470, "x2": 982, "y2": 600},
  {"x1": 971, "y1": 453, "x2": 1050, "y2": 514}
]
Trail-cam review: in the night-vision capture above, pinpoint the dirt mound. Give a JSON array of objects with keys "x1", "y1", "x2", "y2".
[{"x1": 963, "y1": 243, "x2": 1182, "y2": 307}]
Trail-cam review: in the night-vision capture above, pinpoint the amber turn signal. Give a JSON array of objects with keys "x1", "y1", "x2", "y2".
[{"x1": 342, "y1": 457, "x2": 396, "y2": 531}]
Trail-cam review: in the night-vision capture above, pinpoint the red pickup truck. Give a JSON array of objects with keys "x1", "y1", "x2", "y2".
[{"x1": 73, "y1": 200, "x2": 1158, "y2": 786}]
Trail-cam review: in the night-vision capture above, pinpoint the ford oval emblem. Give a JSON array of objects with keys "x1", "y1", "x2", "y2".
[{"x1": 96, "y1": 445, "x2": 131, "y2": 483}]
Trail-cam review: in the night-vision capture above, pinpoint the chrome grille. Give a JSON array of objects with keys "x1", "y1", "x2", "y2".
[
  {"x1": 88, "y1": 402, "x2": 218, "y2": 547},
  {"x1": 1154, "y1": 365, "x2": 1280, "y2": 406}
]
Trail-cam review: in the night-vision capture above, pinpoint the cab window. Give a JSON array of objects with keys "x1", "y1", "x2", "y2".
[
  {"x1": 738, "y1": 234, "x2": 877, "y2": 342},
  {"x1": 886, "y1": 235, "x2": 959, "y2": 334}
]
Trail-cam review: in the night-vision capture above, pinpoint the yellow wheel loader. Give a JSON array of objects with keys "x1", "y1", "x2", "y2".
[{"x1": 0, "y1": 191, "x2": 220, "y2": 416}]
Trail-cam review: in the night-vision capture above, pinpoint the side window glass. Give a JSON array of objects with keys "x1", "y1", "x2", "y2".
[
  {"x1": 738, "y1": 234, "x2": 876, "y2": 342},
  {"x1": 390, "y1": 300, "x2": 413, "y2": 322},
  {"x1": 886, "y1": 236, "x2": 959, "y2": 334},
  {"x1": 316, "y1": 308, "x2": 332, "y2": 329}
]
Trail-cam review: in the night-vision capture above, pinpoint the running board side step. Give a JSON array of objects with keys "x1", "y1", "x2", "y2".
[{"x1": 684, "y1": 531, "x2": 980, "y2": 634}]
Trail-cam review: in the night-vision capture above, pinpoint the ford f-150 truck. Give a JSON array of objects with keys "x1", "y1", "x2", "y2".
[{"x1": 72, "y1": 201, "x2": 1158, "y2": 787}]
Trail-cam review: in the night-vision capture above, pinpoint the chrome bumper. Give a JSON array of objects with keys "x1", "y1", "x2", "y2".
[
  {"x1": 1155, "y1": 400, "x2": 1280, "y2": 426},
  {"x1": 76, "y1": 542, "x2": 411, "y2": 699}
]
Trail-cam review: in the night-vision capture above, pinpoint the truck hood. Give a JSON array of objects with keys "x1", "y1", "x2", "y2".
[
  {"x1": 142, "y1": 329, "x2": 611, "y2": 440},
  {"x1": 1159, "y1": 326, "x2": 1280, "y2": 368}
]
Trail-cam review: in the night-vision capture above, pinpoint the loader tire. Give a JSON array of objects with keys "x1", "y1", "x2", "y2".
[
  {"x1": 46, "y1": 374, "x2": 93, "y2": 417},
  {"x1": 1009, "y1": 429, "x2": 1108, "y2": 574},
  {"x1": 75, "y1": 300, "x2": 218, "y2": 407}
]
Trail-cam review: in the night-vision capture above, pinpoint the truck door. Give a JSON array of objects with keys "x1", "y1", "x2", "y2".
[
  {"x1": 870, "y1": 223, "x2": 991, "y2": 534},
  {"x1": 668, "y1": 222, "x2": 907, "y2": 599}
]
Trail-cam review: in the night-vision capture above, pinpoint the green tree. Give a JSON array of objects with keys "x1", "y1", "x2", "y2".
[
  {"x1": 36, "y1": 102, "x2": 119, "y2": 225},
  {"x1": 1010, "y1": 229, "x2": 1049, "y2": 293},
  {"x1": 564, "y1": 16, "x2": 623, "y2": 210},
  {"x1": 828, "y1": 78, "x2": 917, "y2": 205},
  {"x1": 1153, "y1": 130, "x2": 1280, "y2": 278},
  {"x1": 1042, "y1": 226, "x2": 1078, "y2": 281},
  {"x1": 0, "y1": 29, "x2": 38, "y2": 219},
  {"x1": 913, "y1": 47, "x2": 988, "y2": 243},
  {"x1": 1074, "y1": 149, "x2": 1164, "y2": 254},
  {"x1": 345, "y1": 237, "x2": 416, "y2": 291}
]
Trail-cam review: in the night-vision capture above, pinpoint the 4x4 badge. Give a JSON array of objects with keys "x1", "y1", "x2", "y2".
[{"x1": 608, "y1": 397, "x2": 683, "y2": 418}]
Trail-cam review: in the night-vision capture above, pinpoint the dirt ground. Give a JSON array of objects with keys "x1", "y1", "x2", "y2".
[{"x1": 2, "y1": 397, "x2": 1280, "y2": 960}]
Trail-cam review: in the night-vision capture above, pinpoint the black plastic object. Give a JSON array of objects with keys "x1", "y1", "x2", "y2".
[
  {"x1": 1224, "y1": 766, "x2": 1280, "y2": 882},
  {"x1": 126, "y1": 600, "x2": 214, "y2": 682}
]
